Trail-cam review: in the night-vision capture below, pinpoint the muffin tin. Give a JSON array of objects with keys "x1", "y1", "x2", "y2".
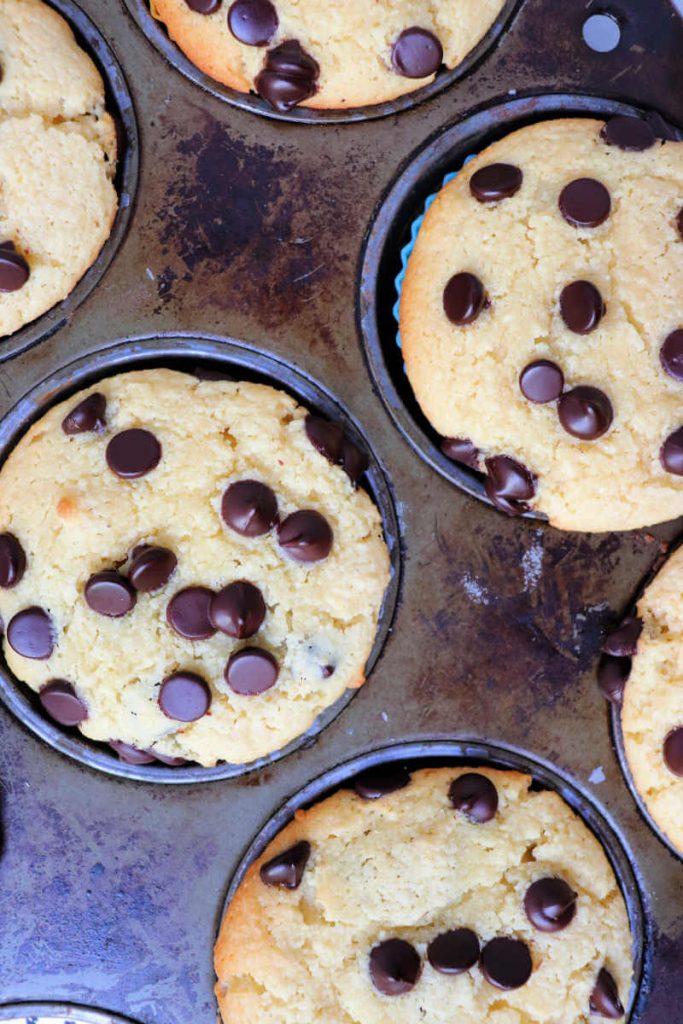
[{"x1": 1, "y1": 0, "x2": 683, "y2": 1021}]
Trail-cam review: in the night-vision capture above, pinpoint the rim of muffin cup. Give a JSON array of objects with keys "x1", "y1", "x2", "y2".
[
  {"x1": 121, "y1": 0, "x2": 522, "y2": 124},
  {"x1": 0, "y1": 0, "x2": 140, "y2": 365},
  {"x1": 216, "y1": 737, "x2": 650, "y2": 1022},
  {"x1": 357, "y1": 92, "x2": 683, "y2": 522},
  {"x1": 0, "y1": 1004, "x2": 142, "y2": 1024},
  {"x1": 0, "y1": 334, "x2": 401, "y2": 783}
]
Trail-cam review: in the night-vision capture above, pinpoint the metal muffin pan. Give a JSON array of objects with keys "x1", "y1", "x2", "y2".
[
  {"x1": 0, "y1": 1005, "x2": 142, "y2": 1024},
  {"x1": 1, "y1": 0, "x2": 683, "y2": 1021}
]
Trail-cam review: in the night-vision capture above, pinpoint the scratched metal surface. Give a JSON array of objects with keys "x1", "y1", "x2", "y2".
[{"x1": 0, "y1": 0, "x2": 682, "y2": 1022}]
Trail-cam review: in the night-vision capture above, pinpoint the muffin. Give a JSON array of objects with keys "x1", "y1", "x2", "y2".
[
  {"x1": 0, "y1": 0, "x2": 118, "y2": 338},
  {"x1": 0, "y1": 368, "x2": 391, "y2": 768}
]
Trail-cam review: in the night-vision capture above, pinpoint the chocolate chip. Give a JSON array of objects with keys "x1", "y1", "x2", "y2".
[
  {"x1": 480, "y1": 938, "x2": 532, "y2": 990},
  {"x1": 184, "y1": 0, "x2": 220, "y2": 10},
  {"x1": 0, "y1": 241, "x2": 29, "y2": 292},
  {"x1": 39, "y1": 680, "x2": 88, "y2": 726},
  {"x1": 260, "y1": 839, "x2": 311, "y2": 888},
  {"x1": 524, "y1": 878, "x2": 577, "y2": 932},
  {"x1": 228, "y1": 0, "x2": 278, "y2": 44},
  {"x1": 661, "y1": 427, "x2": 683, "y2": 475},
  {"x1": 341, "y1": 438, "x2": 369, "y2": 485},
  {"x1": 369, "y1": 939, "x2": 422, "y2": 995},
  {"x1": 427, "y1": 929, "x2": 480, "y2": 974},
  {"x1": 305, "y1": 415, "x2": 369, "y2": 485},
  {"x1": 106, "y1": 429, "x2": 161, "y2": 478},
  {"x1": 519, "y1": 360, "x2": 564, "y2": 403},
  {"x1": 159, "y1": 671, "x2": 212, "y2": 722},
  {"x1": 321, "y1": 664, "x2": 335, "y2": 678},
  {"x1": 7, "y1": 607, "x2": 54, "y2": 659},
  {"x1": 209, "y1": 580, "x2": 266, "y2": 638},
  {"x1": 559, "y1": 178, "x2": 611, "y2": 228},
  {"x1": 470, "y1": 163, "x2": 523, "y2": 203},
  {"x1": 558, "y1": 386, "x2": 613, "y2": 440},
  {"x1": 61, "y1": 393, "x2": 107, "y2": 435},
  {"x1": 167, "y1": 587, "x2": 215, "y2": 639},
  {"x1": 441, "y1": 437, "x2": 481, "y2": 470},
  {"x1": 678, "y1": 207, "x2": 683, "y2": 240},
  {"x1": 151, "y1": 750, "x2": 188, "y2": 766},
  {"x1": 391, "y1": 27, "x2": 443, "y2": 78},
  {"x1": 109, "y1": 740, "x2": 157, "y2": 765},
  {"x1": 354, "y1": 765, "x2": 411, "y2": 800},
  {"x1": 225, "y1": 646, "x2": 279, "y2": 694},
  {"x1": 128, "y1": 546, "x2": 177, "y2": 593},
  {"x1": 485, "y1": 455, "x2": 536, "y2": 516},
  {"x1": 597, "y1": 654, "x2": 631, "y2": 704},
  {"x1": 601, "y1": 615, "x2": 642, "y2": 657},
  {"x1": 0, "y1": 533, "x2": 26, "y2": 588},
  {"x1": 221, "y1": 480, "x2": 278, "y2": 537},
  {"x1": 278, "y1": 510, "x2": 333, "y2": 563},
  {"x1": 590, "y1": 968, "x2": 624, "y2": 1018},
  {"x1": 560, "y1": 281, "x2": 606, "y2": 334},
  {"x1": 601, "y1": 115, "x2": 656, "y2": 151},
  {"x1": 443, "y1": 272, "x2": 487, "y2": 325},
  {"x1": 663, "y1": 727, "x2": 683, "y2": 776},
  {"x1": 255, "y1": 40, "x2": 319, "y2": 112},
  {"x1": 449, "y1": 772, "x2": 498, "y2": 823},
  {"x1": 85, "y1": 571, "x2": 136, "y2": 618},
  {"x1": 660, "y1": 330, "x2": 683, "y2": 381}
]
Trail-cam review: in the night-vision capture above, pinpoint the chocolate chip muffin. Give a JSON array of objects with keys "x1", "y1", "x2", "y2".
[
  {"x1": 150, "y1": 0, "x2": 507, "y2": 111},
  {"x1": 0, "y1": 369, "x2": 390, "y2": 768},
  {"x1": 215, "y1": 765, "x2": 633, "y2": 1023},
  {"x1": 0, "y1": 0, "x2": 118, "y2": 338},
  {"x1": 400, "y1": 116, "x2": 683, "y2": 532}
]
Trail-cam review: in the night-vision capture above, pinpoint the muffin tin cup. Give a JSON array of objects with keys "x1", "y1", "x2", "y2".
[
  {"x1": 0, "y1": 1005, "x2": 143, "y2": 1024},
  {"x1": 121, "y1": 0, "x2": 522, "y2": 124},
  {"x1": 0, "y1": 334, "x2": 401, "y2": 783},
  {"x1": 217, "y1": 738, "x2": 651, "y2": 1022},
  {"x1": 357, "y1": 92, "x2": 683, "y2": 520},
  {"x1": 0, "y1": 0, "x2": 140, "y2": 365}
]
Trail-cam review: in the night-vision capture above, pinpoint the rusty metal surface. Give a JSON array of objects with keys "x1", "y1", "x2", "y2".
[{"x1": 0, "y1": 0, "x2": 682, "y2": 1022}]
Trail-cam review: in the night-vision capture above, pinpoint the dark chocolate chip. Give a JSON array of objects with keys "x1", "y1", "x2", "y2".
[
  {"x1": 278, "y1": 510, "x2": 333, "y2": 563},
  {"x1": 0, "y1": 241, "x2": 29, "y2": 292},
  {"x1": 485, "y1": 455, "x2": 536, "y2": 516},
  {"x1": 61, "y1": 393, "x2": 107, "y2": 435},
  {"x1": 85, "y1": 571, "x2": 136, "y2": 618},
  {"x1": 601, "y1": 615, "x2": 642, "y2": 657},
  {"x1": 524, "y1": 877, "x2": 577, "y2": 932},
  {"x1": 354, "y1": 765, "x2": 411, "y2": 800},
  {"x1": 558, "y1": 386, "x2": 613, "y2": 440},
  {"x1": 159, "y1": 671, "x2": 212, "y2": 722},
  {"x1": 559, "y1": 178, "x2": 611, "y2": 228},
  {"x1": 0, "y1": 533, "x2": 26, "y2": 588},
  {"x1": 106, "y1": 429, "x2": 161, "y2": 478},
  {"x1": 39, "y1": 680, "x2": 88, "y2": 726},
  {"x1": 184, "y1": 0, "x2": 220, "y2": 10},
  {"x1": 597, "y1": 654, "x2": 631, "y2": 704},
  {"x1": 167, "y1": 587, "x2": 215, "y2": 640},
  {"x1": 470, "y1": 163, "x2": 523, "y2": 203},
  {"x1": 305, "y1": 415, "x2": 369, "y2": 485},
  {"x1": 7, "y1": 607, "x2": 54, "y2": 659},
  {"x1": 321, "y1": 664, "x2": 335, "y2": 678},
  {"x1": 151, "y1": 750, "x2": 188, "y2": 766},
  {"x1": 660, "y1": 330, "x2": 683, "y2": 381},
  {"x1": 221, "y1": 480, "x2": 278, "y2": 537},
  {"x1": 427, "y1": 929, "x2": 480, "y2": 974},
  {"x1": 519, "y1": 360, "x2": 564, "y2": 403},
  {"x1": 678, "y1": 207, "x2": 683, "y2": 240},
  {"x1": 443, "y1": 272, "x2": 487, "y2": 326},
  {"x1": 449, "y1": 772, "x2": 498, "y2": 823},
  {"x1": 601, "y1": 115, "x2": 656, "y2": 152},
  {"x1": 369, "y1": 939, "x2": 422, "y2": 996},
  {"x1": 109, "y1": 740, "x2": 156, "y2": 765},
  {"x1": 480, "y1": 937, "x2": 532, "y2": 990},
  {"x1": 663, "y1": 727, "x2": 683, "y2": 776},
  {"x1": 441, "y1": 437, "x2": 481, "y2": 470},
  {"x1": 391, "y1": 27, "x2": 443, "y2": 78},
  {"x1": 340, "y1": 437, "x2": 369, "y2": 485},
  {"x1": 661, "y1": 427, "x2": 683, "y2": 475},
  {"x1": 560, "y1": 281, "x2": 606, "y2": 334},
  {"x1": 590, "y1": 968, "x2": 624, "y2": 1019},
  {"x1": 225, "y1": 646, "x2": 279, "y2": 695},
  {"x1": 255, "y1": 40, "x2": 319, "y2": 112},
  {"x1": 128, "y1": 546, "x2": 177, "y2": 593},
  {"x1": 209, "y1": 580, "x2": 266, "y2": 638},
  {"x1": 260, "y1": 839, "x2": 311, "y2": 888},
  {"x1": 228, "y1": 0, "x2": 278, "y2": 45}
]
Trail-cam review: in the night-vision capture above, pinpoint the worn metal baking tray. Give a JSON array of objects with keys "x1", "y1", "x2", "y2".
[{"x1": 0, "y1": 0, "x2": 682, "y2": 1021}]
